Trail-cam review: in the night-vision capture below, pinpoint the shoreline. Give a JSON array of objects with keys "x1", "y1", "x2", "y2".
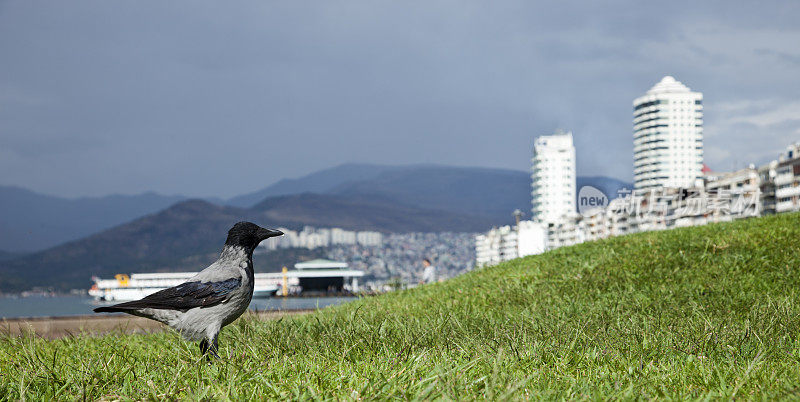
[{"x1": 0, "y1": 309, "x2": 313, "y2": 340}]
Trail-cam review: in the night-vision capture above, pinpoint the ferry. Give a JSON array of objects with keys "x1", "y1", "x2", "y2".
[
  {"x1": 89, "y1": 260, "x2": 364, "y2": 301},
  {"x1": 89, "y1": 273, "x2": 281, "y2": 302}
]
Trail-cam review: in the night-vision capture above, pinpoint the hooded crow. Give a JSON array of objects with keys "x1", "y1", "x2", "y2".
[{"x1": 94, "y1": 221, "x2": 283, "y2": 358}]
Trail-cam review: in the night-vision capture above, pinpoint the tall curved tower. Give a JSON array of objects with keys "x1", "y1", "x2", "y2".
[{"x1": 633, "y1": 76, "x2": 703, "y2": 191}]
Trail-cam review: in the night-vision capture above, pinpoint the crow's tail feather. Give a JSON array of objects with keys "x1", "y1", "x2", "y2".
[{"x1": 94, "y1": 304, "x2": 139, "y2": 313}]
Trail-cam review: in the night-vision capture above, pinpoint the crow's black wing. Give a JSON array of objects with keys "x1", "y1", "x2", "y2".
[{"x1": 94, "y1": 278, "x2": 241, "y2": 313}]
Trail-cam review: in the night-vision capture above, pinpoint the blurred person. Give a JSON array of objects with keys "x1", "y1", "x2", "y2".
[{"x1": 421, "y1": 258, "x2": 437, "y2": 284}]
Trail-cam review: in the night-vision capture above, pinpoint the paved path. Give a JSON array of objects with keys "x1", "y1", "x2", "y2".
[{"x1": 0, "y1": 309, "x2": 311, "y2": 339}]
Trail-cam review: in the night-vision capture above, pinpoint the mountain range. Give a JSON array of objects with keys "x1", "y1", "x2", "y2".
[
  {"x1": 1, "y1": 164, "x2": 631, "y2": 253},
  {"x1": 226, "y1": 163, "x2": 405, "y2": 207},
  {"x1": 0, "y1": 250, "x2": 22, "y2": 262},
  {"x1": 0, "y1": 186, "x2": 187, "y2": 252},
  {"x1": 0, "y1": 163, "x2": 630, "y2": 291},
  {"x1": 0, "y1": 195, "x2": 493, "y2": 291}
]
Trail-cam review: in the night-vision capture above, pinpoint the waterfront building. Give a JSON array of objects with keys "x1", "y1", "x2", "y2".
[
  {"x1": 703, "y1": 167, "x2": 761, "y2": 221},
  {"x1": 356, "y1": 231, "x2": 383, "y2": 246},
  {"x1": 517, "y1": 220, "x2": 547, "y2": 257},
  {"x1": 775, "y1": 143, "x2": 800, "y2": 213},
  {"x1": 633, "y1": 76, "x2": 703, "y2": 191},
  {"x1": 546, "y1": 217, "x2": 581, "y2": 249},
  {"x1": 256, "y1": 259, "x2": 364, "y2": 293},
  {"x1": 474, "y1": 221, "x2": 547, "y2": 267},
  {"x1": 330, "y1": 228, "x2": 357, "y2": 245},
  {"x1": 578, "y1": 209, "x2": 609, "y2": 242},
  {"x1": 758, "y1": 161, "x2": 778, "y2": 215},
  {"x1": 531, "y1": 131, "x2": 576, "y2": 224},
  {"x1": 663, "y1": 187, "x2": 708, "y2": 228},
  {"x1": 475, "y1": 226, "x2": 517, "y2": 267}
]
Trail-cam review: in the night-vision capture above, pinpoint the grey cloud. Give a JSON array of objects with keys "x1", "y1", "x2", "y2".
[
  {"x1": 754, "y1": 48, "x2": 800, "y2": 66},
  {"x1": 705, "y1": 119, "x2": 800, "y2": 170},
  {"x1": 0, "y1": 1, "x2": 798, "y2": 197}
]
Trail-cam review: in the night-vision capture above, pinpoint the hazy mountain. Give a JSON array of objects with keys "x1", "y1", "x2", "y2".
[
  {"x1": 229, "y1": 163, "x2": 631, "y2": 224},
  {"x1": 0, "y1": 250, "x2": 23, "y2": 262},
  {"x1": 253, "y1": 193, "x2": 495, "y2": 233},
  {"x1": 328, "y1": 166, "x2": 531, "y2": 224},
  {"x1": 0, "y1": 200, "x2": 251, "y2": 291},
  {"x1": 226, "y1": 163, "x2": 404, "y2": 207},
  {"x1": 326, "y1": 166, "x2": 631, "y2": 224},
  {"x1": 0, "y1": 185, "x2": 187, "y2": 252}
]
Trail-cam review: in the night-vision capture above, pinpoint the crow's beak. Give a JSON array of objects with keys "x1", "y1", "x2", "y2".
[{"x1": 258, "y1": 228, "x2": 283, "y2": 240}]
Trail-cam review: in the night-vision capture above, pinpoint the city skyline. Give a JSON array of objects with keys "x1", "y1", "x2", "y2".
[{"x1": 1, "y1": 2, "x2": 798, "y2": 198}]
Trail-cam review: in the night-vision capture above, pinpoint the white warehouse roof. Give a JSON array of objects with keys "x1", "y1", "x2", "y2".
[{"x1": 294, "y1": 259, "x2": 348, "y2": 270}]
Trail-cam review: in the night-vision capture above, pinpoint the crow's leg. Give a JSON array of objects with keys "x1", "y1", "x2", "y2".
[
  {"x1": 199, "y1": 339, "x2": 209, "y2": 356},
  {"x1": 208, "y1": 334, "x2": 220, "y2": 359}
]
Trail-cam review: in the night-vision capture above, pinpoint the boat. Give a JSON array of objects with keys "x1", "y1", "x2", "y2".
[{"x1": 89, "y1": 272, "x2": 280, "y2": 302}]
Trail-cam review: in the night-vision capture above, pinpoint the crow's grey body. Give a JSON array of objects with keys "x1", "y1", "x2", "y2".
[
  {"x1": 127, "y1": 246, "x2": 253, "y2": 341},
  {"x1": 94, "y1": 222, "x2": 282, "y2": 358}
]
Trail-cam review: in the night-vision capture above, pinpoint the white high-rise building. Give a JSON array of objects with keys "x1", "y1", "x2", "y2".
[
  {"x1": 531, "y1": 131, "x2": 576, "y2": 224},
  {"x1": 633, "y1": 76, "x2": 703, "y2": 191}
]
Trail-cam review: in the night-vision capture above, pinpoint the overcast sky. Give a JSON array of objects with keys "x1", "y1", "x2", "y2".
[{"x1": 1, "y1": 1, "x2": 798, "y2": 198}]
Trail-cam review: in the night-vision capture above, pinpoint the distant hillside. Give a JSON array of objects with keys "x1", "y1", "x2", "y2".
[
  {"x1": 327, "y1": 166, "x2": 631, "y2": 224},
  {"x1": 0, "y1": 185, "x2": 187, "y2": 252},
  {"x1": 226, "y1": 163, "x2": 403, "y2": 207},
  {"x1": 231, "y1": 164, "x2": 630, "y2": 225},
  {"x1": 0, "y1": 250, "x2": 23, "y2": 262},
  {"x1": 0, "y1": 194, "x2": 493, "y2": 291},
  {"x1": 253, "y1": 193, "x2": 494, "y2": 233},
  {"x1": 328, "y1": 166, "x2": 531, "y2": 224},
  {"x1": 0, "y1": 200, "x2": 251, "y2": 291}
]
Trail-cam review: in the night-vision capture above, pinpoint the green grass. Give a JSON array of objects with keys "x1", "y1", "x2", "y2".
[{"x1": 3, "y1": 213, "x2": 800, "y2": 399}]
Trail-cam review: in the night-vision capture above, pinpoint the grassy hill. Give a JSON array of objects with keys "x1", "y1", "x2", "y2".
[{"x1": 3, "y1": 213, "x2": 800, "y2": 399}]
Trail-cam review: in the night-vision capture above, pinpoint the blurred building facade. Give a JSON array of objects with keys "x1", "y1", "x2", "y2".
[
  {"x1": 259, "y1": 226, "x2": 383, "y2": 251},
  {"x1": 775, "y1": 143, "x2": 800, "y2": 213},
  {"x1": 475, "y1": 221, "x2": 546, "y2": 267},
  {"x1": 531, "y1": 131, "x2": 576, "y2": 224},
  {"x1": 633, "y1": 76, "x2": 703, "y2": 191}
]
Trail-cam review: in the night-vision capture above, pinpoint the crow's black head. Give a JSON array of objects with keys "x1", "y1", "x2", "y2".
[{"x1": 225, "y1": 221, "x2": 283, "y2": 250}]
